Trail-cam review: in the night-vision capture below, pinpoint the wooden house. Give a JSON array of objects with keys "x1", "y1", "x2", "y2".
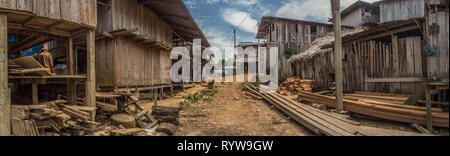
[
  {"x1": 48, "y1": 0, "x2": 209, "y2": 93},
  {"x1": 289, "y1": 0, "x2": 448, "y2": 95},
  {"x1": 341, "y1": 0, "x2": 380, "y2": 28},
  {"x1": 1, "y1": 0, "x2": 98, "y2": 136},
  {"x1": 256, "y1": 16, "x2": 341, "y2": 81}
]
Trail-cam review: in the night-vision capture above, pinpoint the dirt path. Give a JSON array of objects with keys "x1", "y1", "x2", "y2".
[{"x1": 174, "y1": 83, "x2": 314, "y2": 136}]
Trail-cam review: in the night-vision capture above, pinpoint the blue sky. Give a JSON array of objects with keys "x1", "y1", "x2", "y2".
[{"x1": 183, "y1": 0, "x2": 379, "y2": 50}]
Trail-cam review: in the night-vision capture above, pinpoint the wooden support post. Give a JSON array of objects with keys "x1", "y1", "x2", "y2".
[
  {"x1": 67, "y1": 37, "x2": 77, "y2": 105},
  {"x1": 153, "y1": 88, "x2": 158, "y2": 106},
  {"x1": 425, "y1": 83, "x2": 433, "y2": 131},
  {"x1": 160, "y1": 87, "x2": 164, "y2": 100},
  {"x1": 331, "y1": 0, "x2": 344, "y2": 112},
  {"x1": 0, "y1": 13, "x2": 11, "y2": 136},
  {"x1": 32, "y1": 79, "x2": 38, "y2": 105},
  {"x1": 170, "y1": 84, "x2": 174, "y2": 97},
  {"x1": 85, "y1": 30, "x2": 96, "y2": 121}
]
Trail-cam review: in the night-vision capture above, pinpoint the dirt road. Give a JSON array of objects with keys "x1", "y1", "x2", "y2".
[{"x1": 173, "y1": 83, "x2": 314, "y2": 136}]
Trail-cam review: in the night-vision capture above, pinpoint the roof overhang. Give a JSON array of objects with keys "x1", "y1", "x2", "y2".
[
  {"x1": 139, "y1": 0, "x2": 210, "y2": 47},
  {"x1": 256, "y1": 16, "x2": 353, "y2": 39},
  {"x1": 321, "y1": 18, "x2": 424, "y2": 49}
]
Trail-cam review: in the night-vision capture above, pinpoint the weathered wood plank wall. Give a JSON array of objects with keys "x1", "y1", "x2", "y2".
[
  {"x1": 95, "y1": 0, "x2": 174, "y2": 89},
  {"x1": 104, "y1": 0, "x2": 173, "y2": 47},
  {"x1": 427, "y1": 9, "x2": 449, "y2": 80},
  {"x1": 0, "y1": 0, "x2": 96, "y2": 27},
  {"x1": 267, "y1": 21, "x2": 333, "y2": 81},
  {"x1": 380, "y1": 0, "x2": 425, "y2": 23},
  {"x1": 295, "y1": 36, "x2": 426, "y2": 94},
  {"x1": 342, "y1": 8, "x2": 362, "y2": 28}
]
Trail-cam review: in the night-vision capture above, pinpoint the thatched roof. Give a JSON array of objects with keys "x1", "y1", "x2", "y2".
[{"x1": 288, "y1": 28, "x2": 365, "y2": 62}]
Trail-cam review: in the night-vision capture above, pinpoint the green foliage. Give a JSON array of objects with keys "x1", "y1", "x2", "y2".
[
  {"x1": 182, "y1": 93, "x2": 204, "y2": 104},
  {"x1": 252, "y1": 77, "x2": 261, "y2": 87},
  {"x1": 284, "y1": 48, "x2": 298, "y2": 59},
  {"x1": 180, "y1": 101, "x2": 191, "y2": 110},
  {"x1": 202, "y1": 88, "x2": 219, "y2": 97}
]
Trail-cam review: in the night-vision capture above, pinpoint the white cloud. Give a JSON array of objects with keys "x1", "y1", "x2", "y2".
[
  {"x1": 275, "y1": 0, "x2": 381, "y2": 22},
  {"x1": 183, "y1": 0, "x2": 198, "y2": 9},
  {"x1": 222, "y1": 8, "x2": 259, "y2": 34},
  {"x1": 205, "y1": 0, "x2": 258, "y2": 6}
]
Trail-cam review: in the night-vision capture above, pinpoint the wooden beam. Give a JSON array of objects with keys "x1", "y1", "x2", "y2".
[
  {"x1": 85, "y1": 30, "x2": 96, "y2": 122},
  {"x1": 331, "y1": 0, "x2": 344, "y2": 112},
  {"x1": 8, "y1": 23, "x2": 71, "y2": 37},
  {"x1": 32, "y1": 79, "x2": 38, "y2": 105},
  {"x1": 67, "y1": 37, "x2": 77, "y2": 105},
  {"x1": 425, "y1": 84, "x2": 433, "y2": 131},
  {"x1": 365, "y1": 77, "x2": 426, "y2": 83},
  {"x1": 0, "y1": 13, "x2": 11, "y2": 136}
]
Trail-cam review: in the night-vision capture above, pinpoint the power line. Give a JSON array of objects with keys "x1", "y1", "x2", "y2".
[{"x1": 237, "y1": 0, "x2": 259, "y2": 29}]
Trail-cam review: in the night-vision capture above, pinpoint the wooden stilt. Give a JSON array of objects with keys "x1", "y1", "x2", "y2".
[
  {"x1": 32, "y1": 80, "x2": 38, "y2": 105},
  {"x1": 67, "y1": 37, "x2": 77, "y2": 105},
  {"x1": 331, "y1": 0, "x2": 344, "y2": 112},
  {"x1": 160, "y1": 87, "x2": 164, "y2": 100},
  {"x1": 0, "y1": 13, "x2": 11, "y2": 136},
  {"x1": 153, "y1": 88, "x2": 158, "y2": 106},
  {"x1": 425, "y1": 83, "x2": 433, "y2": 131},
  {"x1": 170, "y1": 84, "x2": 174, "y2": 97},
  {"x1": 85, "y1": 30, "x2": 96, "y2": 122}
]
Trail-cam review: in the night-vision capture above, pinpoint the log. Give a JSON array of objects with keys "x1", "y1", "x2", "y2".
[
  {"x1": 152, "y1": 106, "x2": 181, "y2": 125},
  {"x1": 111, "y1": 114, "x2": 136, "y2": 128}
]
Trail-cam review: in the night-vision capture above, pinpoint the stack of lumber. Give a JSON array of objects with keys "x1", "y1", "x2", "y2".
[
  {"x1": 9, "y1": 57, "x2": 54, "y2": 76},
  {"x1": 347, "y1": 91, "x2": 449, "y2": 106},
  {"x1": 278, "y1": 77, "x2": 315, "y2": 95},
  {"x1": 245, "y1": 85, "x2": 430, "y2": 136},
  {"x1": 297, "y1": 91, "x2": 449, "y2": 128},
  {"x1": 10, "y1": 100, "x2": 99, "y2": 136}
]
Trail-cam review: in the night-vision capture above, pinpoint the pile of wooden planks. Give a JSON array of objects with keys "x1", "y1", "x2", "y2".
[
  {"x1": 9, "y1": 56, "x2": 54, "y2": 76},
  {"x1": 278, "y1": 77, "x2": 315, "y2": 95},
  {"x1": 10, "y1": 100, "x2": 98, "y2": 136},
  {"x1": 297, "y1": 91, "x2": 449, "y2": 128},
  {"x1": 245, "y1": 85, "x2": 430, "y2": 136}
]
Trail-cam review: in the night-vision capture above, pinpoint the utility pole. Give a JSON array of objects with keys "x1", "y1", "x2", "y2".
[
  {"x1": 233, "y1": 27, "x2": 236, "y2": 48},
  {"x1": 331, "y1": 0, "x2": 344, "y2": 112}
]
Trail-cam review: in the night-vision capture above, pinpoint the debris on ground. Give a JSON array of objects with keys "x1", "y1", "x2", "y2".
[{"x1": 11, "y1": 100, "x2": 99, "y2": 136}]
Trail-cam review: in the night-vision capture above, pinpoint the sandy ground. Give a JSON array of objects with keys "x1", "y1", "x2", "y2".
[
  {"x1": 139, "y1": 75, "x2": 446, "y2": 136},
  {"x1": 153, "y1": 82, "x2": 314, "y2": 136}
]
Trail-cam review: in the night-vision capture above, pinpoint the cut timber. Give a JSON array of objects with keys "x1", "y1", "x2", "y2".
[
  {"x1": 96, "y1": 101, "x2": 117, "y2": 111},
  {"x1": 9, "y1": 68, "x2": 52, "y2": 76},
  {"x1": 11, "y1": 108, "x2": 29, "y2": 120},
  {"x1": 355, "y1": 91, "x2": 409, "y2": 97},
  {"x1": 14, "y1": 56, "x2": 44, "y2": 69},
  {"x1": 111, "y1": 114, "x2": 136, "y2": 129},
  {"x1": 155, "y1": 123, "x2": 178, "y2": 136},
  {"x1": 247, "y1": 85, "x2": 427, "y2": 136},
  {"x1": 297, "y1": 91, "x2": 449, "y2": 127},
  {"x1": 152, "y1": 106, "x2": 181, "y2": 125}
]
